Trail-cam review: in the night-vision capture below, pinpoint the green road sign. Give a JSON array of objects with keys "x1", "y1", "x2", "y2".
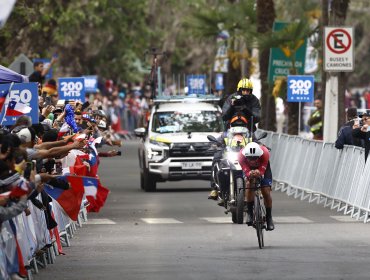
[{"x1": 268, "y1": 21, "x2": 307, "y2": 84}]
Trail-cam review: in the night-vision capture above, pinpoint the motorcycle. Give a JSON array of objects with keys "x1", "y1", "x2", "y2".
[{"x1": 207, "y1": 126, "x2": 251, "y2": 224}]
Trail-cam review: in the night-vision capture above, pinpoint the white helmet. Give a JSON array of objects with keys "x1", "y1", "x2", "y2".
[{"x1": 242, "y1": 142, "x2": 263, "y2": 160}]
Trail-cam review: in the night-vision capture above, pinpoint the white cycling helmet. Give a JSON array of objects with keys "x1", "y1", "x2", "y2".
[{"x1": 242, "y1": 142, "x2": 263, "y2": 160}]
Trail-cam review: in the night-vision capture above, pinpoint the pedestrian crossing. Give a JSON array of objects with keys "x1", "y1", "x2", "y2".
[{"x1": 136, "y1": 215, "x2": 361, "y2": 225}]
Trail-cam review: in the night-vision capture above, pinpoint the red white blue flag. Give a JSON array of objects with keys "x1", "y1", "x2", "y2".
[{"x1": 6, "y1": 100, "x2": 32, "y2": 116}]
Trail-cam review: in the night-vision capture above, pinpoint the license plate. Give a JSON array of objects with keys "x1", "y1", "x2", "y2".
[{"x1": 181, "y1": 162, "x2": 202, "y2": 169}]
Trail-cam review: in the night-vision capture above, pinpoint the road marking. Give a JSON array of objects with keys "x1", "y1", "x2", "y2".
[
  {"x1": 274, "y1": 216, "x2": 313, "y2": 223},
  {"x1": 330, "y1": 215, "x2": 358, "y2": 222},
  {"x1": 141, "y1": 218, "x2": 183, "y2": 224},
  {"x1": 86, "y1": 219, "x2": 116, "y2": 225},
  {"x1": 200, "y1": 217, "x2": 232, "y2": 223}
]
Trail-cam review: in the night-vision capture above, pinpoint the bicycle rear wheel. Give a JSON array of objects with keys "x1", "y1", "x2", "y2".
[{"x1": 254, "y1": 197, "x2": 264, "y2": 249}]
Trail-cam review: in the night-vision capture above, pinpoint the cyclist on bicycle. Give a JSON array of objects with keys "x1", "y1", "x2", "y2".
[{"x1": 238, "y1": 142, "x2": 275, "y2": 231}]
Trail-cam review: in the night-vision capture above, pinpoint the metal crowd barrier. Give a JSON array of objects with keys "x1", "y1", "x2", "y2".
[
  {"x1": 0, "y1": 196, "x2": 88, "y2": 279},
  {"x1": 261, "y1": 130, "x2": 370, "y2": 223}
]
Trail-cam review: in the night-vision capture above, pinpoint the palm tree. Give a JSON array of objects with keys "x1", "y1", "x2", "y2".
[
  {"x1": 256, "y1": 0, "x2": 276, "y2": 131},
  {"x1": 187, "y1": 1, "x2": 257, "y2": 96}
]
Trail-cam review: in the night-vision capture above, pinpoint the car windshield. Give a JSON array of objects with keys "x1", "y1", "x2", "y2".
[{"x1": 151, "y1": 110, "x2": 223, "y2": 133}]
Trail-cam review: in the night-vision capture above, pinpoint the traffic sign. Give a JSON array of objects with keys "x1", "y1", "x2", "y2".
[
  {"x1": 268, "y1": 21, "x2": 307, "y2": 84},
  {"x1": 287, "y1": 75, "x2": 314, "y2": 103},
  {"x1": 324, "y1": 27, "x2": 354, "y2": 72},
  {"x1": 187, "y1": 75, "x2": 206, "y2": 95},
  {"x1": 58, "y1": 77, "x2": 85, "y2": 102},
  {"x1": 8, "y1": 54, "x2": 33, "y2": 76}
]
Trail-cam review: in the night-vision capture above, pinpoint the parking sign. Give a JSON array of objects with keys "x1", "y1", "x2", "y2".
[
  {"x1": 187, "y1": 75, "x2": 206, "y2": 95},
  {"x1": 287, "y1": 75, "x2": 314, "y2": 102},
  {"x1": 58, "y1": 77, "x2": 85, "y2": 102}
]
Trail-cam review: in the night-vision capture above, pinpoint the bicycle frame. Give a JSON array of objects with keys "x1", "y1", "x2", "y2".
[{"x1": 246, "y1": 178, "x2": 267, "y2": 249}]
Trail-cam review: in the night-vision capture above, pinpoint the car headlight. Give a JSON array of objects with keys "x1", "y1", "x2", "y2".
[{"x1": 147, "y1": 140, "x2": 169, "y2": 162}]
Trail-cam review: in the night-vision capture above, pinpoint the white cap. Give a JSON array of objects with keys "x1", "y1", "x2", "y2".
[
  {"x1": 16, "y1": 128, "x2": 32, "y2": 144},
  {"x1": 98, "y1": 120, "x2": 107, "y2": 129}
]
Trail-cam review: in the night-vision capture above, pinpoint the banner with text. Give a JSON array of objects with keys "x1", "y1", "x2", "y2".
[
  {"x1": 187, "y1": 75, "x2": 206, "y2": 95},
  {"x1": 58, "y1": 77, "x2": 85, "y2": 102},
  {"x1": 0, "y1": 82, "x2": 39, "y2": 125},
  {"x1": 287, "y1": 75, "x2": 314, "y2": 103}
]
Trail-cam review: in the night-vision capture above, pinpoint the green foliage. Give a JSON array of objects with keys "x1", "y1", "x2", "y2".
[{"x1": 0, "y1": 0, "x2": 151, "y2": 81}]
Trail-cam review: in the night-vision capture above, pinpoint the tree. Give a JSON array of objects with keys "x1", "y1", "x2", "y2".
[{"x1": 256, "y1": 0, "x2": 276, "y2": 131}]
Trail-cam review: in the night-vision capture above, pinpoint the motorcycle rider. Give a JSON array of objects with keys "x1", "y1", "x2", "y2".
[
  {"x1": 222, "y1": 78, "x2": 261, "y2": 132},
  {"x1": 238, "y1": 142, "x2": 274, "y2": 231},
  {"x1": 208, "y1": 78, "x2": 261, "y2": 200}
]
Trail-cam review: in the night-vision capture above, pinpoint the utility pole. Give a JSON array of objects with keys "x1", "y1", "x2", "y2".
[{"x1": 323, "y1": 0, "x2": 350, "y2": 142}]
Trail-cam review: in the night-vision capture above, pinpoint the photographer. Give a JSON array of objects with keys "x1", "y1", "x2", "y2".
[
  {"x1": 221, "y1": 78, "x2": 261, "y2": 132},
  {"x1": 352, "y1": 112, "x2": 370, "y2": 162},
  {"x1": 335, "y1": 107, "x2": 363, "y2": 149}
]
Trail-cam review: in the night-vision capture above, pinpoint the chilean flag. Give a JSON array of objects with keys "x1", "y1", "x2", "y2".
[
  {"x1": 44, "y1": 175, "x2": 85, "y2": 221},
  {"x1": 85, "y1": 178, "x2": 110, "y2": 213},
  {"x1": 0, "y1": 88, "x2": 9, "y2": 113},
  {"x1": 6, "y1": 100, "x2": 31, "y2": 116},
  {"x1": 9, "y1": 178, "x2": 31, "y2": 199}
]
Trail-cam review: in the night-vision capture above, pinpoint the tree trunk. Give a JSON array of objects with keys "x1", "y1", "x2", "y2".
[
  {"x1": 256, "y1": 0, "x2": 276, "y2": 131},
  {"x1": 329, "y1": 0, "x2": 350, "y2": 128},
  {"x1": 225, "y1": 37, "x2": 241, "y2": 95}
]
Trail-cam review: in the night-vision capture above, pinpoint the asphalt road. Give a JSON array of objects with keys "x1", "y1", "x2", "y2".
[{"x1": 37, "y1": 140, "x2": 370, "y2": 280}]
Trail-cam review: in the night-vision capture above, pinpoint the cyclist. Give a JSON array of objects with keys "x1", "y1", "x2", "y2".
[
  {"x1": 238, "y1": 142, "x2": 275, "y2": 231},
  {"x1": 222, "y1": 78, "x2": 261, "y2": 132}
]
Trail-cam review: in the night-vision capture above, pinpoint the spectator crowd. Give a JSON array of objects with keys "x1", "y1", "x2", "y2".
[{"x1": 0, "y1": 58, "x2": 145, "y2": 279}]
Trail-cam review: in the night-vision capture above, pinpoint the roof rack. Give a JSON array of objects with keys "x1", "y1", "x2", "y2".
[{"x1": 153, "y1": 94, "x2": 220, "y2": 104}]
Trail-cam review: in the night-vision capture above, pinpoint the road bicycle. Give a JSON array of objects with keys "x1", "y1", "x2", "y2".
[{"x1": 246, "y1": 177, "x2": 267, "y2": 249}]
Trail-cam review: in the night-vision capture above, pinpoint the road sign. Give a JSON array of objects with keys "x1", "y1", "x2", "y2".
[
  {"x1": 268, "y1": 21, "x2": 307, "y2": 84},
  {"x1": 58, "y1": 77, "x2": 85, "y2": 102},
  {"x1": 287, "y1": 75, "x2": 314, "y2": 103},
  {"x1": 0, "y1": 82, "x2": 39, "y2": 125},
  {"x1": 8, "y1": 54, "x2": 34, "y2": 76},
  {"x1": 324, "y1": 27, "x2": 354, "y2": 72},
  {"x1": 187, "y1": 75, "x2": 206, "y2": 95}
]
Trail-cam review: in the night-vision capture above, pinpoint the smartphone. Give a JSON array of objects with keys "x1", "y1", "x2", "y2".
[
  {"x1": 44, "y1": 96, "x2": 52, "y2": 106},
  {"x1": 117, "y1": 151, "x2": 122, "y2": 156},
  {"x1": 24, "y1": 162, "x2": 34, "y2": 180}
]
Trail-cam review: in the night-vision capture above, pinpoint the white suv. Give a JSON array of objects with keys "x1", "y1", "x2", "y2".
[{"x1": 135, "y1": 96, "x2": 223, "y2": 192}]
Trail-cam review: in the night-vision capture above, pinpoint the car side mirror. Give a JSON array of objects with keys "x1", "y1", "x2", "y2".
[
  {"x1": 134, "y1": 127, "x2": 146, "y2": 138},
  {"x1": 207, "y1": 135, "x2": 217, "y2": 142}
]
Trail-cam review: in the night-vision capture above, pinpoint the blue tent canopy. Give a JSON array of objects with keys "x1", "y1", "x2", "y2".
[{"x1": 0, "y1": 64, "x2": 29, "y2": 84}]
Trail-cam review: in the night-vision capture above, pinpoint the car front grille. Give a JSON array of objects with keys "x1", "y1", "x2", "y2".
[{"x1": 169, "y1": 142, "x2": 215, "y2": 157}]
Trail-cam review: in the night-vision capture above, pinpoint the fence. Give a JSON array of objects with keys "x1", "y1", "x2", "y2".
[
  {"x1": 261, "y1": 131, "x2": 370, "y2": 223},
  {"x1": 1, "y1": 195, "x2": 88, "y2": 279}
]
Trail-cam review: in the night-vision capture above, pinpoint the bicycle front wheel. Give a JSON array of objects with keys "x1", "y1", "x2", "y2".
[{"x1": 254, "y1": 197, "x2": 264, "y2": 249}]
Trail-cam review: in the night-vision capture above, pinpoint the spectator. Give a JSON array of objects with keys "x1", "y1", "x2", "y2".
[
  {"x1": 308, "y1": 98, "x2": 323, "y2": 140},
  {"x1": 335, "y1": 107, "x2": 363, "y2": 149},
  {"x1": 352, "y1": 112, "x2": 370, "y2": 162},
  {"x1": 29, "y1": 57, "x2": 57, "y2": 85}
]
